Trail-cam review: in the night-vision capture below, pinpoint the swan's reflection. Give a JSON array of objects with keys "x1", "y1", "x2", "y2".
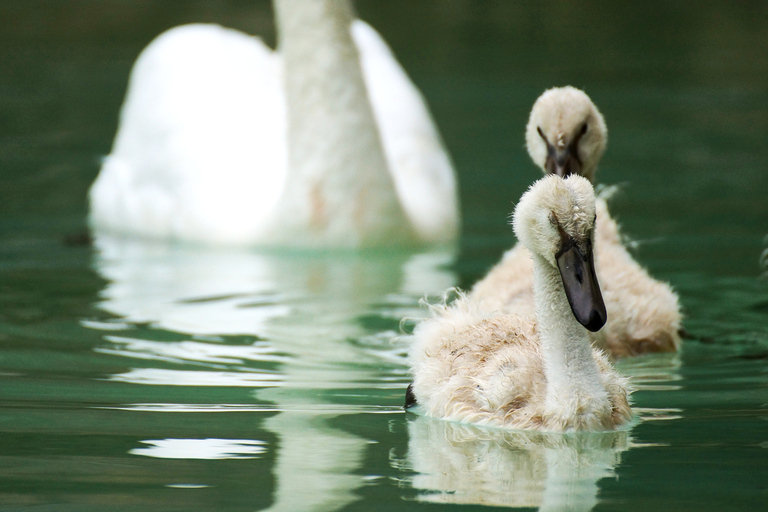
[
  {"x1": 400, "y1": 351, "x2": 686, "y2": 511},
  {"x1": 401, "y1": 415, "x2": 630, "y2": 511},
  {"x1": 130, "y1": 438, "x2": 268, "y2": 460},
  {"x1": 89, "y1": 234, "x2": 455, "y2": 511}
]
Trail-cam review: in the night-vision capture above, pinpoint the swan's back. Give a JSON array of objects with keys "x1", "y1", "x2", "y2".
[
  {"x1": 409, "y1": 295, "x2": 543, "y2": 428},
  {"x1": 353, "y1": 21, "x2": 459, "y2": 244},
  {"x1": 469, "y1": 244, "x2": 536, "y2": 314},
  {"x1": 591, "y1": 200, "x2": 681, "y2": 355},
  {"x1": 91, "y1": 20, "x2": 459, "y2": 247},
  {"x1": 90, "y1": 24, "x2": 288, "y2": 245},
  {"x1": 409, "y1": 295, "x2": 630, "y2": 430}
]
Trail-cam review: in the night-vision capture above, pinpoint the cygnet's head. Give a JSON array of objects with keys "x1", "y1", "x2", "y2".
[
  {"x1": 513, "y1": 174, "x2": 606, "y2": 331},
  {"x1": 525, "y1": 86, "x2": 607, "y2": 182}
]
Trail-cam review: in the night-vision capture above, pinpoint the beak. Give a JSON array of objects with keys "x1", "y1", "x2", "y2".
[
  {"x1": 555, "y1": 237, "x2": 607, "y2": 332},
  {"x1": 545, "y1": 148, "x2": 583, "y2": 178}
]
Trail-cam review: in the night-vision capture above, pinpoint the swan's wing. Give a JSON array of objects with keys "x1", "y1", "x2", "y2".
[
  {"x1": 90, "y1": 24, "x2": 287, "y2": 245},
  {"x1": 352, "y1": 21, "x2": 460, "y2": 245}
]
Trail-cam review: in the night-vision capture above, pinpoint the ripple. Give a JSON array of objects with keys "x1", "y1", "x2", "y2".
[
  {"x1": 130, "y1": 438, "x2": 267, "y2": 460},
  {"x1": 80, "y1": 319, "x2": 137, "y2": 331},
  {"x1": 96, "y1": 336, "x2": 290, "y2": 365},
  {"x1": 98, "y1": 402, "x2": 405, "y2": 414},
  {"x1": 105, "y1": 368, "x2": 283, "y2": 387},
  {"x1": 634, "y1": 407, "x2": 684, "y2": 421}
]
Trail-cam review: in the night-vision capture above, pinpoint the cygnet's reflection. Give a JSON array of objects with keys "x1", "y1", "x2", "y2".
[
  {"x1": 401, "y1": 415, "x2": 630, "y2": 511},
  {"x1": 89, "y1": 234, "x2": 456, "y2": 511}
]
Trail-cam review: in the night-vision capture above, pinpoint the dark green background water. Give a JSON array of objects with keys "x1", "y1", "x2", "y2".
[{"x1": 1, "y1": 1, "x2": 767, "y2": 510}]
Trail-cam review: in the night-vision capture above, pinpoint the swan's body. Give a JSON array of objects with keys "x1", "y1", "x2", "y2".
[
  {"x1": 408, "y1": 175, "x2": 632, "y2": 432},
  {"x1": 472, "y1": 86, "x2": 681, "y2": 357},
  {"x1": 89, "y1": 0, "x2": 459, "y2": 248}
]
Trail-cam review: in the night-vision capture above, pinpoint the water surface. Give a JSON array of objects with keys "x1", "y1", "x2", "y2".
[{"x1": 1, "y1": 1, "x2": 767, "y2": 510}]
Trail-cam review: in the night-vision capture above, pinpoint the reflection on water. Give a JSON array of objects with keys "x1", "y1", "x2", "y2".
[
  {"x1": 394, "y1": 349, "x2": 690, "y2": 510},
  {"x1": 96, "y1": 335, "x2": 287, "y2": 367},
  {"x1": 107, "y1": 368, "x2": 284, "y2": 387},
  {"x1": 262, "y1": 411, "x2": 370, "y2": 512},
  {"x1": 87, "y1": 233, "x2": 456, "y2": 511},
  {"x1": 87, "y1": 234, "x2": 696, "y2": 511},
  {"x1": 1, "y1": 0, "x2": 767, "y2": 509},
  {"x1": 131, "y1": 438, "x2": 268, "y2": 460},
  {"x1": 618, "y1": 353, "x2": 685, "y2": 423},
  {"x1": 400, "y1": 415, "x2": 630, "y2": 511},
  {"x1": 618, "y1": 352, "x2": 683, "y2": 392},
  {"x1": 92, "y1": 234, "x2": 454, "y2": 336}
]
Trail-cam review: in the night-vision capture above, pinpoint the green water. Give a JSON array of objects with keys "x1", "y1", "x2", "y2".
[{"x1": 1, "y1": 1, "x2": 767, "y2": 510}]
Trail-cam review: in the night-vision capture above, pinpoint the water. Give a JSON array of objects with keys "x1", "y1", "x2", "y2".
[{"x1": 1, "y1": 1, "x2": 767, "y2": 510}]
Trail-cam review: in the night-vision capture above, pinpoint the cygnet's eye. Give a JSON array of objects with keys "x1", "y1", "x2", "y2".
[
  {"x1": 580, "y1": 123, "x2": 588, "y2": 135},
  {"x1": 548, "y1": 211, "x2": 558, "y2": 227},
  {"x1": 537, "y1": 127, "x2": 548, "y2": 143}
]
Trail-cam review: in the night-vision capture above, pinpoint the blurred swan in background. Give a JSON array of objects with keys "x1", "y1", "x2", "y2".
[
  {"x1": 472, "y1": 86, "x2": 682, "y2": 357},
  {"x1": 400, "y1": 415, "x2": 630, "y2": 510},
  {"x1": 89, "y1": 0, "x2": 459, "y2": 248},
  {"x1": 88, "y1": 235, "x2": 456, "y2": 511},
  {"x1": 409, "y1": 176, "x2": 632, "y2": 431}
]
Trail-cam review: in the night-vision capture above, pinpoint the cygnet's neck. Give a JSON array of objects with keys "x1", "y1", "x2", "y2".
[
  {"x1": 531, "y1": 253, "x2": 611, "y2": 429},
  {"x1": 273, "y1": 0, "x2": 412, "y2": 247}
]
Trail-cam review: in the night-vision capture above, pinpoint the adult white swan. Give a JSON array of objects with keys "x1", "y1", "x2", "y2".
[{"x1": 89, "y1": 0, "x2": 459, "y2": 248}]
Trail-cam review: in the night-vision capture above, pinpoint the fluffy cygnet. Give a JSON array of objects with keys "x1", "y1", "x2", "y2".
[{"x1": 408, "y1": 175, "x2": 632, "y2": 432}]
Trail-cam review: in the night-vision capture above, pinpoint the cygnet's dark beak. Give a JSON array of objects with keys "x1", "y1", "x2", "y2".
[
  {"x1": 555, "y1": 231, "x2": 607, "y2": 332},
  {"x1": 545, "y1": 148, "x2": 582, "y2": 178},
  {"x1": 537, "y1": 126, "x2": 585, "y2": 178}
]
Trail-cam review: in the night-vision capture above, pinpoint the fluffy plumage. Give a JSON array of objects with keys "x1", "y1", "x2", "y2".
[
  {"x1": 526, "y1": 86, "x2": 608, "y2": 182},
  {"x1": 472, "y1": 86, "x2": 681, "y2": 357},
  {"x1": 89, "y1": 0, "x2": 459, "y2": 248},
  {"x1": 409, "y1": 175, "x2": 633, "y2": 432}
]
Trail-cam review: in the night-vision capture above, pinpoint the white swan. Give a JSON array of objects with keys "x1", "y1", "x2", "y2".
[
  {"x1": 89, "y1": 0, "x2": 459, "y2": 248},
  {"x1": 408, "y1": 175, "x2": 632, "y2": 431},
  {"x1": 472, "y1": 86, "x2": 682, "y2": 357}
]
